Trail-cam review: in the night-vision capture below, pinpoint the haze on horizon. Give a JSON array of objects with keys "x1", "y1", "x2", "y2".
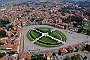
[{"x1": 0, "y1": 0, "x2": 89, "y2": 2}]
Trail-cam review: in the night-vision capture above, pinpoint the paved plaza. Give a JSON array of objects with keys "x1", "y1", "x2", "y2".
[{"x1": 21, "y1": 25, "x2": 90, "y2": 52}]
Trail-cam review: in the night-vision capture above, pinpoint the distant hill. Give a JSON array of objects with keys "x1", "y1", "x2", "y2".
[
  {"x1": 0, "y1": 0, "x2": 12, "y2": 2},
  {"x1": 0, "y1": 0, "x2": 26, "y2": 2},
  {"x1": 0, "y1": 0, "x2": 15, "y2": 2},
  {"x1": 0, "y1": 0, "x2": 89, "y2": 2}
]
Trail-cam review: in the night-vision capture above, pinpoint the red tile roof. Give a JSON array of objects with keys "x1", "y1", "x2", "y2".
[
  {"x1": 14, "y1": 40, "x2": 20, "y2": 45},
  {"x1": 68, "y1": 45, "x2": 74, "y2": 49},
  {"x1": 0, "y1": 43, "x2": 13, "y2": 48},
  {"x1": 19, "y1": 52, "x2": 30, "y2": 59},
  {"x1": 11, "y1": 45, "x2": 18, "y2": 52},
  {"x1": 6, "y1": 31, "x2": 11, "y2": 34},
  {"x1": 45, "y1": 52, "x2": 51, "y2": 57},
  {"x1": 10, "y1": 56, "x2": 17, "y2": 60},
  {"x1": 60, "y1": 48, "x2": 67, "y2": 53},
  {"x1": 76, "y1": 45, "x2": 82, "y2": 50},
  {"x1": 0, "y1": 57, "x2": 7, "y2": 60}
]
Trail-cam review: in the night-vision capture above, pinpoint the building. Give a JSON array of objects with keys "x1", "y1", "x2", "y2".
[
  {"x1": 68, "y1": 45, "x2": 75, "y2": 53},
  {"x1": 19, "y1": 52, "x2": 31, "y2": 60},
  {"x1": 59, "y1": 48, "x2": 67, "y2": 55},
  {"x1": 76, "y1": 45, "x2": 83, "y2": 51}
]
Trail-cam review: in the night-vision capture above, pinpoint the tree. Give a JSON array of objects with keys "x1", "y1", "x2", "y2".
[
  {"x1": 30, "y1": 56, "x2": 45, "y2": 60},
  {"x1": 0, "y1": 42, "x2": 5, "y2": 45},
  {"x1": 61, "y1": 12, "x2": 65, "y2": 16},
  {"x1": 73, "y1": 55, "x2": 77, "y2": 60},
  {"x1": 73, "y1": 54, "x2": 81, "y2": 60},
  {"x1": 77, "y1": 27, "x2": 83, "y2": 33},
  {"x1": 66, "y1": 56, "x2": 71, "y2": 60},
  {"x1": 85, "y1": 44, "x2": 90, "y2": 52},
  {"x1": 76, "y1": 54, "x2": 81, "y2": 60},
  {"x1": 73, "y1": 23, "x2": 78, "y2": 27},
  {"x1": 0, "y1": 30, "x2": 6, "y2": 38},
  {"x1": 52, "y1": 53, "x2": 56, "y2": 56},
  {"x1": 0, "y1": 19, "x2": 10, "y2": 27},
  {"x1": 62, "y1": 16, "x2": 83, "y2": 23},
  {"x1": 58, "y1": 50, "x2": 61, "y2": 55},
  {"x1": 6, "y1": 25, "x2": 14, "y2": 30},
  {"x1": 0, "y1": 53, "x2": 6, "y2": 58},
  {"x1": 64, "y1": 25, "x2": 66, "y2": 30},
  {"x1": 31, "y1": 18, "x2": 35, "y2": 22},
  {"x1": 36, "y1": 56, "x2": 43, "y2": 60}
]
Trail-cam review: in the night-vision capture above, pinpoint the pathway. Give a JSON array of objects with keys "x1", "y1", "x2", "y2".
[
  {"x1": 31, "y1": 28, "x2": 64, "y2": 44},
  {"x1": 32, "y1": 29, "x2": 42, "y2": 34}
]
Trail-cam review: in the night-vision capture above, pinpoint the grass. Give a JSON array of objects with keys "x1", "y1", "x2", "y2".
[
  {"x1": 37, "y1": 27, "x2": 52, "y2": 29},
  {"x1": 55, "y1": 30, "x2": 67, "y2": 42},
  {"x1": 50, "y1": 31, "x2": 61, "y2": 40},
  {"x1": 35, "y1": 27, "x2": 52, "y2": 33},
  {"x1": 81, "y1": 31, "x2": 85, "y2": 34},
  {"x1": 83, "y1": 24, "x2": 90, "y2": 30},
  {"x1": 30, "y1": 56, "x2": 44, "y2": 60},
  {"x1": 31, "y1": 30, "x2": 41, "y2": 39},
  {"x1": 27, "y1": 27, "x2": 66, "y2": 48},
  {"x1": 40, "y1": 37, "x2": 57, "y2": 43},
  {"x1": 34, "y1": 41, "x2": 60, "y2": 48},
  {"x1": 82, "y1": 21, "x2": 89, "y2": 24},
  {"x1": 26, "y1": 31, "x2": 33, "y2": 41}
]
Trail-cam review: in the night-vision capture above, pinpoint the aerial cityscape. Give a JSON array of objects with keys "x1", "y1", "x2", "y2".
[{"x1": 0, "y1": 0, "x2": 90, "y2": 60}]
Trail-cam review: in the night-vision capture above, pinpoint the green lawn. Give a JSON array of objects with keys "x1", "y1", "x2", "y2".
[
  {"x1": 31, "y1": 30, "x2": 41, "y2": 39},
  {"x1": 55, "y1": 30, "x2": 67, "y2": 42},
  {"x1": 34, "y1": 41, "x2": 60, "y2": 48},
  {"x1": 35, "y1": 27, "x2": 52, "y2": 33},
  {"x1": 50, "y1": 31, "x2": 61, "y2": 40},
  {"x1": 27, "y1": 27, "x2": 65, "y2": 48},
  {"x1": 37, "y1": 27, "x2": 52, "y2": 29},
  {"x1": 82, "y1": 21, "x2": 89, "y2": 24},
  {"x1": 40, "y1": 37, "x2": 57, "y2": 43},
  {"x1": 26, "y1": 31, "x2": 33, "y2": 41},
  {"x1": 83, "y1": 24, "x2": 90, "y2": 30},
  {"x1": 81, "y1": 31, "x2": 85, "y2": 34}
]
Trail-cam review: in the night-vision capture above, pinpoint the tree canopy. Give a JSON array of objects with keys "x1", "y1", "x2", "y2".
[
  {"x1": 85, "y1": 44, "x2": 90, "y2": 52},
  {"x1": 0, "y1": 30, "x2": 6, "y2": 38},
  {"x1": 62, "y1": 16, "x2": 83, "y2": 23},
  {"x1": 0, "y1": 19, "x2": 10, "y2": 27}
]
